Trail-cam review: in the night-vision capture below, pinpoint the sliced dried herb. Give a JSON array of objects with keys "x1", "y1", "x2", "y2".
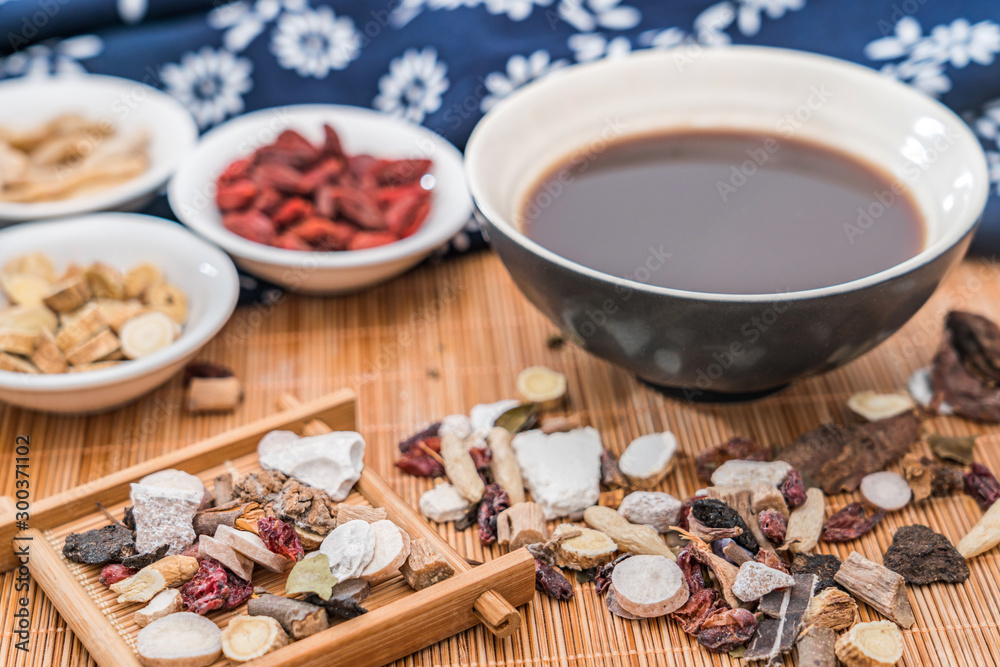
[
  {"x1": 758, "y1": 509, "x2": 787, "y2": 544},
  {"x1": 534, "y1": 559, "x2": 574, "y2": 600},
  {"x1": 494, "y1": 403, "x2": 539, "y2": 435},
  {"x1": 691, "y1": 499, "x2": 758, "y2": 553},
  {"x1": 286, "y1": 553, "x2": 338, "y2": 600},
  {"x1": 779, "y1": 469, "x2": 807, "y2": 509},
  {"x1": 62, "y1": 524, "x2": 136, "y2": 565},
  {"x1": 882, "y1": 524, "x2": 969, "y2": 585},
  {"x1": 780, "y1": 412, "x2": 920, "y2": 494},
  {"x1": 821, "y1": 502, "x2": 885, "y2": 542},
  {"x1": 477, "y1": 483, "x2": 511, "y2": 545},
  {"x1": 694, "y1": 437, "x2": 771, "y2": 482},
  {"x1": 927, "y1": 433, "x2": 976, "y2": 465},
  {"x1": 121, "y1": 543, "x2": 169, "y2": 569},
  {"x1": 790, "y1": 552, "x2": 843, "y2": 592},
  {"x1": 594, "y1": 553, "x2": 631, "y2": 595},
  {"x1": 964, "y1": 462, "x2": 1000, "y2": 511}
]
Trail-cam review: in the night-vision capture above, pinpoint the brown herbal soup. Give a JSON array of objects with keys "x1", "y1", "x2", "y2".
[{"x1": 520, "y1": 130, "x2": 926, "y2": 294}]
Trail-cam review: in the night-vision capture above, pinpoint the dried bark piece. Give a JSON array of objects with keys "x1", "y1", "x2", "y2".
[
  {"x1": 488, "y1": 427, "x2": 525, "y2": 504},
  {"x1": 611, "y1": 555, "x2": 689, "y2": 617},
  {"x1": 779, "y1": 412, "x2": 920, "y2": 494},
  {"x1": 134, "y1": 588, "x2": 183, "y2": 628},
  {"x1": 399, "y1": 538, "x2": 454, "y2": 590},
  {"x1": 496, "y1": 502, "x2": 547, "y2": 550},
  {"x1": 221, "y1": 614, "x2": 289, "y2": 663},
  {"x1": 440, "y1": 432, "x2": 485, "y2": 503},
  {"x1": 687, "y1": 514, "x2": 743, "y2": 543},
  {"x1": 720, "y1": 539, "x2": 754, "y2": 566},
  {"x1": 927, "y1": 433, "x2": 976, "y2": 465},
  {"x1": 62, "y1": 524, "x2": 136, "y2": 564},
  {"x1": 193, "y1": 502, "x2": 259, "y2": 537},
  {"x1": 731, "y1": 561, "x2": 794, "y2": 602},
  {"x1": 335, "y1": 504, "x2": 387, "y2": 524},
  {"x1": 270, "y1": 477, "x2": 337, "y2": 537},
  {"x1": 305, "y1": 578, "x2": 371, "y2": 619},
  {"x1": 797, "y1": 626, "x2": 838, "y2": 667},
  {"x1": 956, "y1": 498, "x2": 1000, "y2": 558},
  {"x1": 617, "y1": 491, "x2": 682, "y2": 533},
  {"x1": 360, "y1": 520, "x2": 410, "y2": 583},
  {"x1": 859, "y1": 471, "x2": 912, "y2": 512},
  {"x1": 319, "y1": 519, "x2": 376, "y2": 582},
  {"x1": 930, "y1": 320, "x2": 1000, "y2": 421},
  {"x1": 600, "y1": 449, "x2": 629, "y2": 490},
  {"x1": 618, "y1": 432, "x2": 678, "y2": 489},
  {"x1": 782, "y1": 487, "x2": 825, "y2": 554},
  {"x1": 835, "y1": 620, "x2": 903, "y2": 667},
  {"x1": 551, "y1": 524, "x2": 618, "y2": 570},
  {"x1": 111, "y1": 555, "x2": 199, "y2": 604},
  {"x1": 583, "y1": 505, "x2": 674, "y2": 559},
  {"x1": 695, "y1": 496, "x2": 758, "y2": 553},
  {"x1": 136, "y1": 612, "x2": 222, "y2": 667},
  {"x1": 745, "y1": 574, "x2": 815, "y2": 664},
  {"x1": 882, "y1": 524, "x2": 969, "y2": 584},
  {"x1": 804, "y1": 587, "x2": 858, "y2": 632},
  {"x1": 695, "y1": 437, "x2": 771, "y2": 482},
  {"x1": 964, "y1": 462, "x2": 1000, "y2": 510},
  {"x1": 247, "y1": 594, "x2": 328, "y2": 640},
  {"x1": 821, "y1": 502, "x2": 885, "y2": 542},
  {"x1": 901, "y1": 453, "x2": 933, "y2": 502},
  {"x1": 790, "y1": 552, "x2": 842, "y2": 592},
  {"x1": 834, "y1": 551, "x2": 915, "y2": 628}
]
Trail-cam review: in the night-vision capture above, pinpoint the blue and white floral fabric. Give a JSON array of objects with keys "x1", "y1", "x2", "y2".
[{"x1": 1, "y1": 0, "x2": 1000, "y2": 256}]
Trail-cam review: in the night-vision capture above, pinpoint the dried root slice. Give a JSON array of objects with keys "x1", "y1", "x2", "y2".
[
  {"x1": 134, "y1": 588, "x2": 183, "y2": 628},
  {"x1": 805, "y1": 587, "x2": 858, "y2": 632},
  {"x1": 56, "y1": 303, "x2": 108, "y2": 350},
  {"x1": 31, "y1": 329, "x2": 66, "y2": 373},
  {"x1": 1, "y1": 272, "x2": 50, "y2": 306},
  {"x1": 515, "y1": 365, "x2": 567, "y2": 407},
  {"x1": 957, "y1": 498, "x2": 1000, "y2": 558},
  {"x1": 111, "y1": 555, "x2": 199, "y2": 604},
  {"x1": 221, "y1": 615, "x2": 289, "y2": 663},
  {"x1": 847, "y1": 391, "x2": 915, "y2": 422},
  {"x1": 783, "y1": 487, "x2": 825, "y2": 554},
  {"x1": 497, "y1": 502, "x2": 547, "y2": 550},
  {"x1": 610, "y1": 554, "x2": 689, "y2": 618},
  {"x1": 187, "y1": 376, "x2": 243, "y2": 413},
  {"x1": 319, "y1": 519, "x2": 376, "y2": 582},
  {"x1": 0, "y1": 305, "x2": 57, "y2": 333},
  {"x1": 400, "y1": 538, "x2": 454, "y2": 590},
  {"x1": 215, "y1": 525, "x2": 288, "y2": 573},
  {"x1": 440, "y1": 432, "x2": 485, "y2": 503},
  {"x1": 42, "y1": 274, "x2": 91, "y2": 312},
  {"x1": 0, "y1": 351, "x2": 38, "y2": 373},
  {"x1": 551, "y1": 523, "x2": 617, "y2": 569},
  {"x1": 336, "y1": 504, "x2": 387, "y2": 524},
  {"x1": 835, "y1": 620, "x2": 903, "y2": 667},
  {"x1": 120, "y1": 311, "x2": 176, "y2": 359},
  {"x1": 3, "y1": 252, "x2": 54, "y2": 282},
  {"x1": 64, "y1": 328, "x2": 120, "y2": 365},
  {"x1": 488, "y1": 426, "x2": 525, "y2": 504},
  {"x1": 84, "y1": 262, "x2": 126, "y2": 299},
  {"x1": 136, "y1": 612, "x2": 222, "y2": 667},
  {"x1": 583, "y1": 505, "x2": 674, "y2": 559},
  {"x1": 359, "y1": 519, "x2": 410, "y2": 583},
  {"x1": 617, "y1": 432, "x2": 678, "y2": 489},
  {"x1": 126, "y1": 263, "x2": 164, "y2": 299},
  {"x1": 146, "y1": 282, "x2": 188, "y2": 324},
  {"x1": 198, "y1": 535, "x2": 254, "y2": 581},
  {"x1": 0, "y1": 328, "x2": 38, "y2": 355},
  {"x1": 860, "y1": 471, "x2": 912, "y2": 512},
  {"x1": 94, "y1": 298, "x2": 147, "y2": 332}
]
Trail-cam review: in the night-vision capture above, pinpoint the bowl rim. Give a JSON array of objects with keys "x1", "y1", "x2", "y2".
[
  {"x1": 0, "y1": 73, "x2": 199, "y2": 221},
  {"x1": 0, "y1": 213, "x2": 239, "y2": 392},
  {"x1": 465, "y1": 45, "x2": 990, "y2": 304},
  {"x1": 168, "y1": 104, "x2": 473, "y2": 269}
]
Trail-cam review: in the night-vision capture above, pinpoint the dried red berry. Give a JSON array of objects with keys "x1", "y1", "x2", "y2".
[
  {"x1": 216, "y1": 180, "x2": 258, "y2": 211},
  {"x1": 334, "y1": 188, "x2": 385, "y2": 230},
  {"x1": 223, "y1": 211, "x2": 276, "y2": 245},
  {"x1": 349, "y1": 231, "x2": 398, "y2": 250},
  {"x1": 217, "y1": 157, "x2": 252, "y2": 186},
  {"x1": 272, "y1": 198, "x2": 314, "y2": 228},
  {"x1": 477, "y1": 484, "x2": 510, "y2": 546},
  {"x1": 221, "y1": 570, "x2": 253, "y2": 610},
  {"x1": 181, "y1": 558, "x2": 230, "y2": 615},
  {"x1": 394, "y1": 455, "x2": 445, "y2": 478},
  {"x1": 779, "y1": 469, "x2": 807, "y2": 509},
  {"x1": 321, "y1": 124, "x2": 344, "y2": 158},
  {"x1": 697, "y1": 608, "x2": 758, "y2": 653},
  {"x1": 289, "y1": 217, "x2": 354, "y2": 250},
  {"x1": 821, "y1": 502, "x2": 885, "y2": 542},
  {"x1": 254, "y1": 162, "x2": 310, "y2": 194},
  {"x1": 534, "y1": 559, "x2": 574, "y2": 600},
  {"x1": 964, "y1": 462, "x2": 1000, "y2": 510},
  {"x1": 468, "y1": 446, "x2": 492, "y2": 475},
  {"x1": 99, "y1": 563, "x2": 137, "y2": 586},
  {"x1": 257, "y1": 516, "x2": 305, "y2": 561},
  {"x1": 373, "y1": 158, "x2": 433, "y2": 186},
  {"x1": 758, "y1": 509, "x2": 787, "y2": 544}
]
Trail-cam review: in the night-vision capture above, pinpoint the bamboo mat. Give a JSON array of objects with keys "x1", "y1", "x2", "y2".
[{"x1": 1, "y1": 251, "x2": 999, "y2": 667}]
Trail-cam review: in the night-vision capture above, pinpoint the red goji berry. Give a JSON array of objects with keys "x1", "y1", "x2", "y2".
[{"x1": 215, "y1": 180, "x2": 258, "y2": 211}]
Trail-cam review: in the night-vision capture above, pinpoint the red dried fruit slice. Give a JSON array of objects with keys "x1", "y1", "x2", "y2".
[
  {"x1": 275, "y1": 129, "x2": 314, "y2": 150},
  {"x1": 300, "y1": 157, "x2": 347, "y2": 192},
  {"x1": 349, "y1": 155, "x2": 379, "y2": 189},
  {"x1": 349, "y1": 231, "x2": 397, "y2": 250},
  {"x1": 272, "y1": 197, "x2": 314, "y2": 228},
  {"x1": 374, "y1": 182, "x2": 426, "y2": 207},
  {"x1": 384, "y1": 192, "x2": 425, "y2": 236},
  {"x1": 253, "y1": 163, "x2": 310, "y2": 194},
  {"x1": 321, "y1": 124, "x2": 344, "y2": 158},
  {"x1": 401, "y1": 197, "x2": 431, "y2": 238},
  {"x1": 315, "y1": 184, "x2": 337, "y2": 219},
  {"x1": 215, "y1": 180, "x2": 258, "y2": 211},
  {"x1": 252, "y1": 187, "x2": 284, "y2": 216},
  {"x1": 224, "y1": 211, "x2": 276, "y2": 245},
  {"x1": 273, "y1": 232, "x2": 312, "y2": 251},
  {"x1": 334, "y1": 188, "x2": 385, "y2": 230},
  {"x1": 217, "y1": 157, "x2": 252, "y2": 187},
  {"x1": 257, "y1": 516, "x2": 305, "y2": 561},
  {"x1": 255, "y1": 144, "x2": 319, "y2": 169},
  {"x1": 373, "y1": 159, "x2": 433, "y2": 186},
  {"x1": 290, "y1": 217, "x2": 355, "y2": 250}
]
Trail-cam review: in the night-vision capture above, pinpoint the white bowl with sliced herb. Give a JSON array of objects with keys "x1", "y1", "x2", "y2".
[{"x1": 0, "y1": 213, "x2": 239, "y2": 413}]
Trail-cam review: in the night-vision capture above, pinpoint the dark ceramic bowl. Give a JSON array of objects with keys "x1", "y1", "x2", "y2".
[{"x1": 464, "y1": 47, "x2": 989, "y2": 399}]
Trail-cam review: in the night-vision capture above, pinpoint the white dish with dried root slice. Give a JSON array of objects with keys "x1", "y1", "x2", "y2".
[
  {"x1": 0, "y1": 74, "x2": 197, "y2": 223},
  {"x1": 0, "y1": 213, "x2": 238, "y2": 413}
]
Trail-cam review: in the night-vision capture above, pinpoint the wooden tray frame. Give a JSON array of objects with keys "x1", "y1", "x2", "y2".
[{"x1": 0, "y1": 390, "x2": 535, "y2": 667}]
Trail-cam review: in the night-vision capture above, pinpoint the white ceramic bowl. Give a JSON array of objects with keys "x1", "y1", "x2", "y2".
[
  {"x1": 0, "y1": 74, "x2": 198, "y2": 223},
  {"x1": 0, "y1": 213, "x2": 239, "y2": 413},
  {"x1": 169, "y1": 105, "x2": 473, "y2": 294}
]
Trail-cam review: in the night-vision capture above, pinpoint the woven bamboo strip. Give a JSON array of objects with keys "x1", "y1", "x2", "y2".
[{"x1": 0, "y1": 254, "x2": 1000, "y2": 666}]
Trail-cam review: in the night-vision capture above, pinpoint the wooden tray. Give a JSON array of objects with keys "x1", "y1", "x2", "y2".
[{"x1": 0, "y1": 390, "x2": 535, "y2": 667}]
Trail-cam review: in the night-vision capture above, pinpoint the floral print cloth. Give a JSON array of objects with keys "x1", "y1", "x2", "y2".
[{"x1": 1, "y1": 0, "x2": 999, "y2": 262}]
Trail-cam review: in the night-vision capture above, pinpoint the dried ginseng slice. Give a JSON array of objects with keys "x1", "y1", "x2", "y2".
[
  {"x1": 835, "y1": 620, "x2": 903, "y2": 667},
  {"x1": 120, "y1": 311, "x2": 177, "y2": 359},
  {"x1": 515, "y1": 365, "x2": 567, "y2": 407},
  {"x1": 847, "y1": 391, "x2": 914, "y2": 422},
  {"x1": 859, "y1": 471, "x2": 912, "y2": 512},
  {"x1": 359, "y1": 519, "x2": 410, "y2": 583},
  {"x1": 125, "y1": 263, "x2": 164, "y2": 299},
  {"x1": 610, "y1": 554, "x2": 689, "y2": 618},
  {"x1": 221, "y1": 615, "x2": 289, "y2": 663},
  {"x1": 136, "y1": 612, "x2": 222, "y2": 667},
  {"x1": 1, "y1": 272, "x2": 50, "y2": 306},
  {"x1": 146, "y1": 282, "x2": 189, "y2": 324},
  {"x1": 0, "y1": 305, "x2": 58, "y2": 333},
  {"x1": 3, "y1": 253, "x2": 55, "y2": 281},
  {"x1": 85, "y1": 262, "x2": 126, "y2": 299}
]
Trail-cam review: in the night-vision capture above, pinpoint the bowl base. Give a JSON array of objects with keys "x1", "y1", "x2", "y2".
[{"x1": 638, "y1": 378, "x2": 790, "y2": 404}]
